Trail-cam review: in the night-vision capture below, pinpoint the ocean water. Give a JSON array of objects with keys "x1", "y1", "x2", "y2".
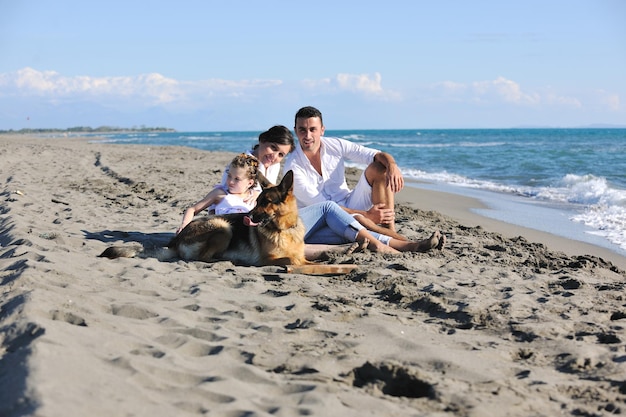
[{"x1": 87, "y1": 129, "x2": 626, "y2": 257}]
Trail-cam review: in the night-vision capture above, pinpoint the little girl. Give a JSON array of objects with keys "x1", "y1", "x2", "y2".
[{"x1": 176, "y1": 154, "x2": 260, "y2": 234}]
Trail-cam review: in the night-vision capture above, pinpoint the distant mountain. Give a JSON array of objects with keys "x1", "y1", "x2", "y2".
[
  {"x1": 0, "y1": 126, "x2": 176, "y2": 134},
  {"x1": 512, "y1": 124, "x2": 626, "y2": 129},
  {"x1": 583, "y1": 123, "x2": 626, "y2": 129}
]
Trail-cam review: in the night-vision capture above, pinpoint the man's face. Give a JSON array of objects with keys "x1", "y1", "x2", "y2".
[{"x1": 294, "y1": 116, "x2": 325, "y2": 153}]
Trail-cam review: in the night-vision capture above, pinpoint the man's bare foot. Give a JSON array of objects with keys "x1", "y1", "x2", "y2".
[
  {"x1": 436, "y1": 232, "x2": 446, "y2": 250},
  {"x1": 407, "y1": 231, "x2": 446, "y2": 252},
  {"x1": 345, "y1": 239, "x2": 369, "y2": 255}
]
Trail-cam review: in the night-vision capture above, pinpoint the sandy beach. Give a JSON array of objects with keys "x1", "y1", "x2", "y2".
[{"x1": 1, "y1": 134, "x2": 625, "y2": 417}]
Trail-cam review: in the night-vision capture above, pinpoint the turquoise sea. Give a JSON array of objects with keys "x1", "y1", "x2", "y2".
[{"x1": 87, "y1": 128, "x2": 626, "y2": 258}]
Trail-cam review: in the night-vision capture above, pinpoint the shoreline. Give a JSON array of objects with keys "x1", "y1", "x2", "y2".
[{"x1": 397, "y1": 181, "x2": 626, "y2": 270}]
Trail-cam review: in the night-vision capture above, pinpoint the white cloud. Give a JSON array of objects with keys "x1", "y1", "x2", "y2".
[
  {"x1": 606, "y1": 94, "x2": 620, "y2": 111},
  {"x1": 336, "y1": 73, "x2": 383, "y2": 94},
  {"x1": 592, "y1": 90, "x2": 621, "y2": 112},
  {"x1": 1, "y1": 69, "x2": 622, "y2": 129},
  {"x1": 301, "y1": 77, "x2": 332, "y2": 90},
  {"x1": 301, "y1": 72, "x2": 400, "y2": 100},
  {"x1": 437, "y1": 81, "x2": 467, "y2": 94},
  {"x1": 12, "y1": 68, "x2": 50, "y2": 91},
  {"x1": 543, "y1": 92, "x2": 582, "y2": 108},
  {"x1": 0, "y1": 67, "x2": 283, "y2": 106},
  {"x1": 430, "y1": 76, "x2": 587, "y2": 109},
  {"x1": 472, "y1": 76, "x2": 540, "y2": 105}
]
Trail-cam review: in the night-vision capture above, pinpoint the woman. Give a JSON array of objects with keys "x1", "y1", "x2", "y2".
[
  {"x1": 220, "y1": 125, "x2": 294, "y2": 186},
  {"x1": 196, "y1": 125, "x2": 295, "y2": 212}
]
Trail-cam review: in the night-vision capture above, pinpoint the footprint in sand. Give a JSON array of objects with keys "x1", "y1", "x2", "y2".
[
  {"x1": 110, "y1": 303, "x2": 159, "y2": 320},
  {"x1": 347, "y1": 361, "x2": 436, "y2": 399},
  {"x1": 49, "y1": 309, "x2": 87, "y2": 326},
  {"x1": 176, "y1": 342, "x2": 224, "y2": 357},
  {"x1": 129, "y1": 345, "x2": 166, "y2": 358}
]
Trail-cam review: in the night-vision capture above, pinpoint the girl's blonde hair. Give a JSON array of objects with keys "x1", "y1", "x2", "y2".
[{"x1": 229, "y1": 153, "x2": 259, "y2": 189}]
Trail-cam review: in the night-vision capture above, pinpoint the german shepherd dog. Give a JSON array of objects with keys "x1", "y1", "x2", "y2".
[{"x1": 99, "y1": 171, "x2": 308, "y2": 266}]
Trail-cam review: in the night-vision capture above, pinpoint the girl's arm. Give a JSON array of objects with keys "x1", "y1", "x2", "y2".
[{"x1": 176, "y1": 188, "x2": 225, "y2": 234}]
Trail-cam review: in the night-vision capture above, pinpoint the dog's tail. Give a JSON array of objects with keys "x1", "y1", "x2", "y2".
[{"x1": 98, "y1": 245, "x2": 177, "y2": 261}]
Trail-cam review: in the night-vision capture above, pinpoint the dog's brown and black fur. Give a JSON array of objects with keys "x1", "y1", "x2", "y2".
[{"x1": 99, "y1": 171, "x2": 308, "y2": 266}]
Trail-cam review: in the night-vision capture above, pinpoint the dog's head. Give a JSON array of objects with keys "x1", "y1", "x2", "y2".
[{"x1": 246, "y1": 170, "x2": 299, "y2": 230}]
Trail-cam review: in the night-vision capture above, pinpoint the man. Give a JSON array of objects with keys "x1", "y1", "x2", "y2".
[{"x1": 283, "y1": 106, "x2": 404, "y2": 231}]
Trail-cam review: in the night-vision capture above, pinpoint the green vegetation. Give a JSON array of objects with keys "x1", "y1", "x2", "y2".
[{"x1": 0, "y1": 125, "x2": 176, "y2": 134}]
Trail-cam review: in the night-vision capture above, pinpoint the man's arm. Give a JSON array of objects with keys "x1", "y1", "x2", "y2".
[
  {"x1": 374, "y1": 152, "x2": 404, "y2": 193},
  {"x1": 340, "y1": 203, "x2": 395, "y2": 226}
]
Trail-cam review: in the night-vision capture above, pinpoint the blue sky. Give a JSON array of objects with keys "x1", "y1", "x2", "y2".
[{"x1": 1, "y1": 1, "x2": 624, "y2": 131}]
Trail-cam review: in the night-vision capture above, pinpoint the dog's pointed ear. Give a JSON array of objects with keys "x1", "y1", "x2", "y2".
[
  {"x1": 257, "y1": 171, "x2": 273, "y2": 189},
  {"x1": 278, "y1": 170, "x2": 294, "y2": 194}
]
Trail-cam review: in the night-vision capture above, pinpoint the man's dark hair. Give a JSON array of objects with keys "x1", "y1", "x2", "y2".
[{"x1": 294, "y1": 106, "x2": 323, "y2": 127}]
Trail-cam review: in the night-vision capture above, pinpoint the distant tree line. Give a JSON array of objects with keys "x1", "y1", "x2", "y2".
[{"x1": 0, "y1": 125, "x2": 176, "y2": 134}]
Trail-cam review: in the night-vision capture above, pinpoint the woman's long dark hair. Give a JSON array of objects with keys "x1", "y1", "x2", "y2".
[{"x1": 256, "y1": 125, "x2": 295, "y2": 153}]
